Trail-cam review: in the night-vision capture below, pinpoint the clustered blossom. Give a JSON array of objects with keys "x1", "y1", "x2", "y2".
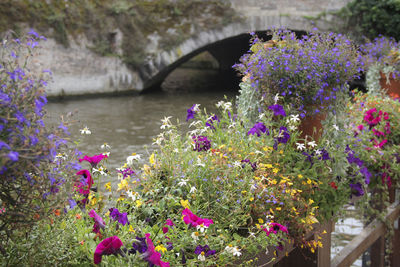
[
  {"x1": 268, "y1": 104, "x2": 286, "y2": 117},
  {"x1": 262, "y1": 222, "x2": 289, "y2": 237},
  {"x1": 75, "y1": 169, "x2": 93, "y2": 195},
  {"x1": 192, "y1": 135, "x2": 211, "y2": 152},
  {"x1": 195, "y1": 245, "x2": 216, "y2": 261},
  {"x1": 247, "y1": 122, "x2": 269, "y2": 137}
]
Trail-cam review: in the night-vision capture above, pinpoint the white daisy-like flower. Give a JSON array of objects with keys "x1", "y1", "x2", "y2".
[
  {"x1": 55, "y1": 153, "x2": 67, "y2": 161},
  {"x1": 258, "y1": 113, "x2": 265, "y2": 120},
  {"x1": 223, "y1": 102, "x2": 232, "y2": 111},
  {"x1": 178, "y1": 179, "x2": 188, "y2": 187},
  {"x1": 296, "y1": 142, "x2": 306, "y2": 151},
  {"x1": 189, "y1": 186, "x2": 197, "y2": 193},
  {"x1": 315, "y1": 149, "x2": 322, "y2": 156},
  {"x1": 93, "y1": 166, "x2": 107, "y2": 176},
  {"x1": 191, "y1": 231, "x2": 200, "y2": 241},
  {"x1": 231, "y1": 246, "x2": 242, "y2": 257},
  {"x1": 101, "y1": 143, "x2": 111, "y2": 149},
  {"x1": 333, "y1": 124, "x2": 339, "y2": 131},
  {"x1": 198, "y1": 252, "x2": 206, "y2": 261},
  {"x1": 127, "y1": 153, "x2": 141, "y2": 165},
  {"x1": 289, "y1": 125, "x2": 297, "y2": 131},
  {"x1": 127, "y1": 190, "x2": 137, "y2": 201},
  {"x1": 196, "y1": 224, "x2": 207, "y2": 233},
  {"x1": 79, "y1": 126, "x2": 91, "y2": 135},
  {"x1": 307, "y1": 141, "x2": 317, "y2": 148},
  {"x1": 160, "y1": 116, "x2": 172, "y2": 129},
  {"x1": 290, "y1": 114, "x2": 300, "y2": 123},
  {"x1": 192, "y1": 104, "x2": 200, "y2": 112},
  {"x1": 233, "y1": 161, "x2": 242, "y2": 168},
  {"x1": 189, "y1": 120, "x2": 203, "y2": 128}
]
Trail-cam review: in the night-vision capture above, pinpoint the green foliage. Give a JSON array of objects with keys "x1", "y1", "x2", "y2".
[{"x1": 341, "y1": 0, "x2": 400, "y2": 40}]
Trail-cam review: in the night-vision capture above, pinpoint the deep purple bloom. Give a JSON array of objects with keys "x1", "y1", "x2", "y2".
[
  {"x1": 247, "y1": 122, "x2": 269, "y2": 137},
  {"x1": 186, "y1": 104, "x2": 197, "y2": 121},
  {"x1": 192, "y1": 135, "x2": 211, "y2": 152},
  {"x1": 194, "y1": 244, "x2": 216, "y2": 257},
  {"x1": 350, "y1": 183, "x2": 364, "y2": 197},
  {"x1": 273, "y1": 126, "x2": 290, "y2": 150},
  {"x1": 268, "y1": 104, "x2": 287, "y2": 117},
  {"x1": 205, "y1": 115, "x2": 220, "y2": 130},
  {"x1": 359, "y1": 167, "x2": 371, "y2": 185},
  {"x1": 130, "y1": 236, "x2": 148, "y2": 254},
  {"x1": 109, "y1": 208, "x2": 129, "y2": 226}
]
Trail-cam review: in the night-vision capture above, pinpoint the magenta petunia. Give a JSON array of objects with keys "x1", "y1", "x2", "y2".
[
  {"x1": 75, "y1": 169, "x2": 93, "y2": 195},
  {"x1": 182, "y1": 208, "x2": 214, "y2": 228},
  {"x1": 79, "y1": 154, "x2": 108, "y2": 167},
  {"x1": 144, "y1": 233, "x2": 170, "y2": 267},
  {"x1": 262, "y1": 222, "x2": 289, "y2": 236},
  {"x1": 89, "y1": 209, "x2": 106, "y2": 233},
  {"x1": 94, "y1": 236, "x2": 123, "y2": 264}
]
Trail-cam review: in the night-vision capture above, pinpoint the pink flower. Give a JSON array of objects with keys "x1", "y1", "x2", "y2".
[
  {"x1": 79, "y1": 154, "x2": 108, "y2": 167},
  {"x1": 94, "y1": 236, "x2": 123, "y2": 264},
  {"x1": 374, "y1": 139, "x2": 388, "y2": 149},
  {"x1": 89, "y1": 209, "x2": 106, "y2": 233},
  {"x1": 75, "y1": 169, "x2": 93, "y2": 195},
  {"x1": 357, "y1": 124, "x2": 364, "y2": 131},
  {"x1": 162, "y1": 219, "x2": 175, "y2": 234},
  {"x1": 144, "y1": 233, "x2": 170, "y2": 267},
  {"x1": 363, "y1": 108, "x2": 382, "y2": 127},
  {"x1": 262, "y1": 222, "x2": 289, "y2": 236},
  {"x1": 182, "y1": 208, "x2": 214, "y2": 228}
]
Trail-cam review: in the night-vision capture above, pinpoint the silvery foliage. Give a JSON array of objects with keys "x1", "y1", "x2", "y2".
[
  {"x1": 366, "y1": 63, "x2": 395, "y2": 95},
  {"x1": 236, "y1": 81, "x2": 264, "y2": 125}
]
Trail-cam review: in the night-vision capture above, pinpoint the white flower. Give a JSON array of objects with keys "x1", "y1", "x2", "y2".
[
  {"x1": 231, "y1": 246, "x2": 242, "y2": 257},
  {"x1": 307, "y1": 141, "x2": 317, "y2": 148},
  {"x1": 196, "y1": 158, "x2": 205, "y2": 167},
  {"x1": 274, "y1": 93, "x2": 280, "y2": 104},
  {"x1": 216, "y1": 101, "x2": 224, "y2": 108},
  {"x1": 265, "y1": 247, "x2": 269, "y2": 255},
  {"x1": 233, "y1": 161, "x2": 242, "y2": 168},
  {"x1": 127, "y1": 153, "x2": 141, "y2": 165},
  {"x1": 189, "y1": 120, "x2": 202, "y2": 128},
  {"x1": 225, "y1": 245, "x2": 233, "y2": 253},
  {"x1": 178, "y1": 179, "x2": 188, "y2": 187},
  {"x1": 333, "y1": 124, "x2": 340, "y2": 131},
  {"x1": 196, "y1": 224, "x2": 207, "y2": 233},
  {"x1": 258, "y1": 113, "x2": 265, "y2": 120},
  {"x1": 198, "y1": 252, "x2": 206, "y2": 261},
  {"x1": 80, "y1": 126, "x2": 91, "y2": 135},
  {"x1": 127, "y1": 190, "x2": 137, "y2": 201},
  {"x1": 55, "y1": 153, "x2": 67, "y2": 161},
  {"x1": 228, "y1": 122, "x2": 237, "y2": 129},
  {"x1": 101, "y1": 143, "x2": 111, "y2": 149},
  {"x1": 192, "y1": 104, "x2": 200, "y2": 112},
  {"x1": 315, "y1": 149, "x2": 322, "y2": 156},
  {"x1": 290, "y1": 114, "x2": 300, "y2": 123},
  {"x1": 102, "y1": 152, "x2": 110, "y2": 157},
  {"x1": 191, "y1": 231, "x2": 200, "y2": 241},
  {"x1": 250, "y1": 183, "x2": 258, "y2": 191},
  {"x1": 249, "y1": 232, "x2": 256, "y2": 238},
  {"x1": 289, "y1": 125, "x2": 297, "y2": 131},
  {"x1": 223, "y1": 102, "x2": 232, "y2": 111},
  {"x1": 160, "y1": 116, "x2": 172, "y2": 129},
  {"x1": 189, "y1": 186, "x2": 197, "y2": 193},
  {"x1": 93, "y1": 166, "x2": 107, "y2": 176},
  {"x1": 296, "y1": 143, "x2": 306, "y2": 151}
]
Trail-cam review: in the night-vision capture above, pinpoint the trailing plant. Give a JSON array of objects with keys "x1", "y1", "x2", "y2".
[{"x1": 0, "y1": 31, "x2": 80, "y2": 254}]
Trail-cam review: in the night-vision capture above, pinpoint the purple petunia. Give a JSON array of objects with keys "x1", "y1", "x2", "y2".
[
  {"x1": 350, "y1": 182, "x2": 364, "y2": 197},
  {"x1": 186, "y1": 104, "x2": 198, "y2": 121},
  {"x1": 247, "y1": 122, "x2": 269, "y2": 137},
  {"x1": 273, "y1": 126, "x2": 290, "y2": 150},
  {"x1": 268, "y1": 104, "x2": 287, "y2": 117},
  {"x1": 8, "y1": 151, "x2": 19, "y2": 161},
  {"x1": 194, "y1": 244, "x2": 216, "y2": 259},
  {"x1": 109, "y1": 208, "x2": 129, "y2": 226},
  {"x1": 205, "y1": 115, "x2": 220, "y2": 130}
]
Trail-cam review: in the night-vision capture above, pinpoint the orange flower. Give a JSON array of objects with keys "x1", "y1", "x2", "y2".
[
  {"x1": 75, "y1": 214, "x2": 82, "y2": 220},
  {"x1": 33, "y1": 213, "x2": 40, "y2": 220},
  {"x1": 79, "y1": 240, "x2": 85, "y2": 245},
  {"x1": 54, "y1": 209, "x2": 61, "y2": 216}
]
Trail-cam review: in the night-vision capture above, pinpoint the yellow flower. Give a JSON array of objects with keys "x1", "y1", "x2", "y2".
[
  {"x1": 298, "y1": 174, "x2": 303, "y2": 179},
  {"x1": 136, "y1": 199, "x2": 142, "y2": 207},
  {"x1": 155, "y1": 244, "x2": 167, "y2": 254},
  {"x1": 180, "y1": 199, "x2": 190, "y2": 209},
  {"x1": 117, "y1": 196, "x2": 125, "y2": 202},
  {"x1": 129, "y1": 225, "x2": 135, "y2": 233},
  {"x1": 276, "y1": 207, "x2": 281, "y2": 211},
  {"x1": 308, "y1": 199, "x2": 314, "y2": 205},
  {"x1": 258, "y1": 218, "x2": 264, "y2": 224},
  {"x1": 149, "y1": 153, "x2": 155, "y2": 165},
  {"x1": 272, "y1": 168, "x2": 279, "y2": 174},
  {"x1": 265, "y1": 164, "x2": 273, "y2": 169},
  {"x1": 104, "y1": 182, "x2": 111, "y2": 192},
  {"x1": 249, "y1": 197, "x2": 254, "y2": 201}
]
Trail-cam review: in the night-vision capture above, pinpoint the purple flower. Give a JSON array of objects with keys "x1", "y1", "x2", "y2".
[
  {"x1": 89, "y1": 209, "x2": 106, "y2": 233},
  {"x1": 247, "y1": 122, "x2": 269, "y2": 137},
  {"x1": 194, "y1": 244, "x2": 216, "y2": 257},
  {"x1": 273, "y1": 126, "x2": 290, "y2": 149},
  {"x1": 350, "y1": 183, "x2": 364, "y2": 197},
  {"x1": 186, "y1": 104, "x2": 198, "y2": 121},
  {"x1": 8, "y1": 151, "x2": 19, "y2": 161},
  {"x1": 268, "y1": 104, "x2": 287, "y2": 117},
  {"x1": 205, "y1": 115, "x2": 220, "y2": 130},
  {"x1": 129, "y1": 236, "x2": 147, "y2": 254},
  {"x1": 0, "y1": 141, "x2": 10, "y2": 150},
  {"x1": 109, "y1": 208, "x2": 129, "y2": 226},
  {"x1": 359, "y1": 167, "x2": 371, "y2": 185},
  {"x1": 192, "y1": 135, "x2": 211, "y2": 152}
]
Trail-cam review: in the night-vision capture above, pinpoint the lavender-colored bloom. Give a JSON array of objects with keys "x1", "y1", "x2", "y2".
[
  {"x1": 0, "y1": 141, "x2": 10, "y2": 150},
  {"x1": 350, "y1": 183, "x2": 364, "y2": 197},
  {"x1": 186, "y1": 104, "x2": 197, "y2": 121},
  {"x1": 0, "y1": 92, "x2": 11, "y2": 104},
  {"x1": 268, "y1": 104, "x2": 287, "y2": 117},
  {"x1": 192, "y1": 135, "x2": 211, "y2": 152},
  {"x1": 8, "y1": 151, "x2": 19, "y2": 161},
  {"x1": 247, "y1": 122, "x2": 269, "y2": 137},
  {"x1": 69, "y1": 199, "x2": 77, "y2": 209}
]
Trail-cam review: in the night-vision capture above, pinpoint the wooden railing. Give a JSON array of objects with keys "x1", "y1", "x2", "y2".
[{"x1": 331, "y1": 201, "x2": 400, "y2": 267}]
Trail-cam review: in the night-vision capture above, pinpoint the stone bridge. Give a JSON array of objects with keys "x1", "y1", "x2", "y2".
[{"x1": 41, "y1": 0, "x2": 351, "y2": 97}]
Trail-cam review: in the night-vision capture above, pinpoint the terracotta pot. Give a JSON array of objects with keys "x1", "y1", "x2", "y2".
[
  {"x1": 379, "y1": 72, "x2": 400, "y2": 99},
  {"x1": 298, "y1": 111, "x2": 326, "y2": 143}
]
